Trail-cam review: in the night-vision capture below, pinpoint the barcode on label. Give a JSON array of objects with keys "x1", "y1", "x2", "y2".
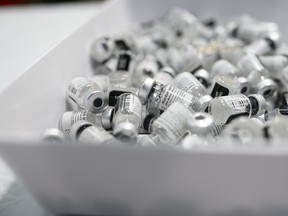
[
  {"x1": 69, "y1": 85, "x2": 78, "y2": 94},
  {"x1": 230, "y1": 99, "x2": 249, "y2": 109}
]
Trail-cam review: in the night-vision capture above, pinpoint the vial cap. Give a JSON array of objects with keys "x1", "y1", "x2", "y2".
[
  {"x1": 159, "y1": 67, "x2": 176, "y2": 78},
  {"x1": 265, "y1": 31, "x2": 281, "y2": 50},
  {"x1": 90, "y1": 37, "x2": 115, "y2": 63},
  {"x1": 101, "y1": 106, "x2": 114, "y2": 130},
  {"x1": 193, "y1": 68, "x2": 210, "y2": 87},
  {"x1": 84, "y1": 90, "x2": 108, "y2": 114},
  {"x1": 113, "y1": 122, "x2": 138, "y2": 145},
  {"x1": 193, "y1": 95, "x2": 212, "y2": 112},
  {"x1": 187, "y1": 112, "x2": 214, "y2": 135},
  {"x1": 42, "y1": 128, "x2": 66, "y2": 142},
  {"x1": 248, "y1": 94, "x2": 267, "y2": 116},
  {"x1": 236, "y1": 77, "x2": 251, "y2": 95},
  {"x1": 139, "y1": 77, "x2": 156, "y2": 104},
  {"x1": 255, "y1": 78, "x2": 277, "y2": 98},
  {"x1": 70, "y1": 120, "x2": 93, "y2": 141}
]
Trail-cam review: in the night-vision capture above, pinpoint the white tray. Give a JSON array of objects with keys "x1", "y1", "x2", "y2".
[{"x1": 1, "y1": 0, "x2": 288, "y2": 215}]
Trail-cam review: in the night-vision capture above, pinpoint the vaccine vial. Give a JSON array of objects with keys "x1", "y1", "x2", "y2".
[
  {"x1": 244, "y1": 32, "x2": 281, "y2": 55},
  {"x1": 221, "y1": 117, "x2": 266, "y2": 147},
  {"x1": 66, "y1": 96, "x2": 81, "y2": 111},
  {"x1": 168, "y1": 45, "x2": 201, "y2": 73},
  {"x1": 265, "y1": 116, "x2": 288, "y2": 146},
  {"x1": 91, "y1": 75, "x2": 111, "y2": 92},
  {"x1": 208, "y1": 94, "x2": 266, "y2": 125},
  {"x1": 108, "y1": 85, "x2": 139, "y2": 106},
  {"x1": 70, "y1": 121, "x2": 118, "y2": 145},
  {"x1": 237, "y1": 53, "x2": 277, "y2": 98},
  {"x1": 90, "y1": 37, "x2": 115, "y2": 64},
  {"x1": 219, "y1": 46, "x2": 245, "y2": 66},
  {"x1": 42, "y1": 128, "x2": 66, "y2": 143},
  {"x1": 210, "y1": 74, "x2": 251, "y2": 97},
  {"x1": 139, "y1": 77, "x2": 206, "y2": 112},
  {"x1": 67, "y1": 77, "x2": 108, "y2": 113},
  {"x1": 113, "y1": 93, "x2": 142, "y2": 145},
  {"x1": 211, "y1": 59, "x2": 243, "y2": 79},
  {"x1": 258, "y1": 55, "x2": 288, "y2": 80},
  {"x1": 101, "y1": 106, "x2": 114, "y2": 130},
  {"x1": 197, "y1": 45, "x2": 219, "y2": 70},
  {"x1": 132, "y1": 55, "x2": 160, "y2": 87},
  {"x1": 191, "y1": 66, "x2": 211, "y2": 88},
  {"x1": 58, "y1": 109, "x2": 102, "y2": 137},
  {"x1": 150, "y1": 102, "x2": 195, "y2": 146},
  {"x1": 108, "y1": 50, "x2": 134, "y2": 86},
  {"x1": 153, "y1": 67, "x2": 176, "y2": 85}
]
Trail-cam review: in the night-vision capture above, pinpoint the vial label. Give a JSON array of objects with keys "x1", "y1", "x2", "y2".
[
  {"x1": 153, "y1": 104, "x2": 191, "y2": 142},
  {"x1": 118, "y1": 94, "x2": 142, "y2": 119},
  {"x1": 174, "y1": 74, "x2": 201, "y2": 92},
  {"x1": 68, "y1": 77, "x2": 90, "y2": 96},
  {"x1": 223, "y1": 95, "x2": 250, "y2": 110},
  {"x1": 61, "y1": 110, "x2": 89, "y2": 136},
  {"x1": 210, "y1": 82, "x2": 229, "y2": 98},
  {"x1": 158, "y1": 86, "x2": 194, "y2": 110}
]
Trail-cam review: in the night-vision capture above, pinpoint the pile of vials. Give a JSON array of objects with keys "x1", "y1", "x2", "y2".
[{"x1": 42, "y1": 8, "x2": 288, "y2": 149}]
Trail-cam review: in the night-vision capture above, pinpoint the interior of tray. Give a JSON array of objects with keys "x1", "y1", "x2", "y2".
[{"x1": 0, "y1": 0, "x2": 287, "y2": 140}]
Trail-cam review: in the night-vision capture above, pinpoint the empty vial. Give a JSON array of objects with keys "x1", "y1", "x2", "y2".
[
  {"x1": 221, "y1": 117, "x2": 266, "y2": 147},
  {"x1": 108, "y1": 50, "x2": 134, "y2": 86},
  {"x1": 150, "y1": 102, "x2": 195, "y2": 146},
  {"x1": 153, "y1": 67, "x2": 176, "y2": 85},
  {"x1": 108, "y1": 85, "x2": 139, "y2": 106},
  {"x1": 244, "y1": 31, "x2": 281, "y2": 55},
  {"x1": 210, "y1": 74, "x2": 251, "y2": 97},
  {"x1": 67, "y1": 77, "x2": 108, "y2": 113},
  {"x1": 139, "y1": 77, "x2": 206, "y2": 112},
  {"x1": 190, "y1": 66, "x2": 211, "y2": 88},
  {"x1": 174, "y1": 72, "x2": 212, "y2": 110},
  {"x1": 132, "y1": 55, "x2": 160, "y2": 87},
  {"x1": 208, "y1": 94, "x2": 266, "y2": 125},
  {"x1": 91, "y1": 75, "x2": 111, "y2": 92},
  {"x1": 237, "y1": 53, "x2": 277, "y2": 98},
  {"x1": 113, "y1": 93, "x2": 142, "y2": 145},
  {"x1": 90, "y1": 37, "x2": 115, "y2": 64},
  {"x1": 70, "y1": 121, "x2": 118, "y2": 145},
  {"x1": 58, "y1": 109, "x2": 102, "y2": 136},
  {"x1": 42, "y1": 128, "x2": 66, "y2": 143},
  {"x1": 259, "y1": 55, "x2": 288, "y2": 80},
  {"x1": 168, "y1": 45, "x2": 201, "y2": 73}
]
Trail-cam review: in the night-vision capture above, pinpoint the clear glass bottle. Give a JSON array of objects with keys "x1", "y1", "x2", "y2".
[
  {"x1": 132, "y1": 55, "x2": 160, "y2": 87},
  {"x1": 70, "y1": 121, "x2": 118, "y2": 145},
  {"x1": 113, "y1": 93, "x2": 142, "y2": 145},
  {"x1": 210, "y1": 74, "x2": 251, "y2": 97},
  {"x1": 66, "y1": 77, "x2": 108, "y2": 113},
  {"x1": 139, "y1": 77, "x2": 206, "y2": 112},
  {"x1": 244, "y1": 32, "x2": 281, "y2": 55},
  {"x1": 150, "y1": 102, "x2": 195, "y2": 146},
  {"x1": 174, "y1": 72, "x2": 212, "y2": 110},
  {"x1": 108, "y1": 50, "x2": 134, "y2": 86},
  {"x1": 259, "y1": 55, "x2": 288, "y2": 80},
  {"x1": 42, "y1": 128, "x2": 66, "y2": 143},
  {"x1": 220, "y1": 117, "x2": 266, "y2": 147},
  {"x1": 237, "y1": 53, "x2": 277, "y2": 98},
  {"x1": 153, "y1": 67, "x2": 176, "y2": 85},
  {"x1": 108, "y1": 85, "x2": 139, "y2": 106},
  {"x1": 208, "y1": 94, "x2": 266, "y2": 125},
  {"x1": 180, "y1": 112, "x2": 214, "y2": 149},
  {"x1": 91, "y1": 75, "x2": 111, "y2": 92},
  {"x1": 58, "y1": 109, "x2": 103, "y2": 137},
  {"x1": 90, "y1": 36, "x2": 115, "y2": 64}
]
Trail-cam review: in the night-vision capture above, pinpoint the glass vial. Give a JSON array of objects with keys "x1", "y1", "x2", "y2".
[
  {"x1": 258, "y1": 55, "x2": 288, "y2": 80},
  {"x1": 58, "y1": 109, "x2": 102, "y2": 137},
  {"x1": 91, "y1": 75, "x2": 111, "y2": 92},
  {"x1": 90, "y1": 37, "x2": 115, "y2": 64},
  {"x1": 42, "y1": 128, "x2": 66, "y2": 143},
  {"x1": 139, "y1": 77, "x2": 205, "y2": 112},
  {"x1": 67, "y1": 77, "x2": 108, "y2": 113},
  {"x1": 113, "y1": 93, "x2": 142, "y2": 145},
  {"x1": 150, "y1": 102, "x2": 195, "y2": 146},
  {"x1": 237, "y1": 53, "x2": 277, "y2": 98},
  {"x1": 153, "y1": 67, "x2": 176, "y2": 85},
  {"x1": 108, "y1": 50, "x2": 134, "y2": 86},
  {"x1": 208, "y1": 94, "x2": 266, "y2": 125},
  {"x1": 108, "y1": 85, "x2": 139, "y2": 106},
  {"x1": 70, "y1": 121, "x2": 118, "y2": 145}
]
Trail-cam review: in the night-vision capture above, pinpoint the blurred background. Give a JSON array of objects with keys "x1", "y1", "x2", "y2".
[{"x1": 0, "y1": 0, "x2": 103, "y2": 6}]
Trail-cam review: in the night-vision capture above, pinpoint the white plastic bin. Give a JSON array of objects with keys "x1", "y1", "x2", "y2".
[{"x1": 1, "y1": 0, "x2": 288, "y2": 215}]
